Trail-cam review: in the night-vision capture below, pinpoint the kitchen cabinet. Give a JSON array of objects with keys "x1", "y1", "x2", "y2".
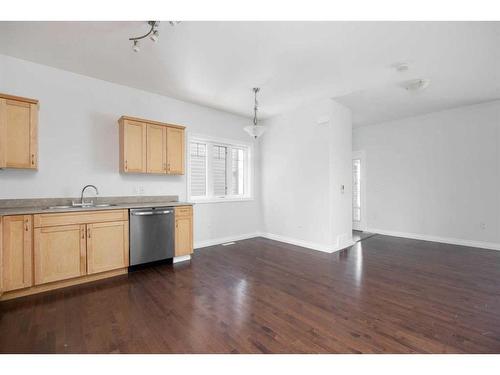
[
  {"x1": 34, "y1": 224, "x2": 86, "y2": 285},
  {"x1": 166, "y1": 127, "x2": 185, "y2": 175},
  {"x1": 86, "y1": 221, "x2": 129, "y2": 275},
  {"x1": 174, "y1": 206, "x2": 193, "y2": 257},
  {"x1": 118, "y1": 116, "x2": 185, "y2": 175},
  {"x1": 146, "y1": 124, "x2": 167, "y2": 174},
  {"x1": 119, "y1": 118, "x2": 147, "y2": 173},
  {"x1": 1, "y1": 215, "x2": 33, "y2": 292},
  {"x1": 1, "y1": 209, "x2": 130, "y2": 300},
  {"x1": 0, "y1": 93, "x2": 38, "y2": 170}
]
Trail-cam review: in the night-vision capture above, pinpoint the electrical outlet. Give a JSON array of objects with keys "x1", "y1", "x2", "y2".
[{"x1": 480, "y1": 222, "x2": 486, "y2": 230}]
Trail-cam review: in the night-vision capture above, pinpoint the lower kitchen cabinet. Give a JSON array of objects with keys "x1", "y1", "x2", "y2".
[
  {"x1": 1, "y1": 215, "x2": 33, "y2": 292},
  {"x1": 34, "y1": 224, "x2": 86, "y2": 285},
  {"x1": 175, "y1": 206, "x2": 193, "y2": 257},
  {"x1": 87, "y1": 221, "x2": 129, "y2": 275}
]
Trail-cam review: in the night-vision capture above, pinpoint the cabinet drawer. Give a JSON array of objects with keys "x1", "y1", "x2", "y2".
[
  {"x1": 175, "y1": 206, "x2": 192, "y2": 217},
  {"x1": 34, "y1": 209, "x2": 128, "y2": 228}
]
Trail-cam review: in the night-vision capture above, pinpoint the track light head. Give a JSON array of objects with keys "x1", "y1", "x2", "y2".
[
  {"x1": 150, "y1": 30, "x2": 159, "y2": 43},
  {"x1": 132, "y1": 40, "x2": 140, "y2": 53}
]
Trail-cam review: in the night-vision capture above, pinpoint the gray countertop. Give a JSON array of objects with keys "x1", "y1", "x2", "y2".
[{"x1": 0, "y1": 196, "x2": 193, "y2": 216}]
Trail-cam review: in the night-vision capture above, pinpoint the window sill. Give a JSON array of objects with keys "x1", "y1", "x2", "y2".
[{"x1": 188, "y1": 197, "x2": 254, "y2": 204}]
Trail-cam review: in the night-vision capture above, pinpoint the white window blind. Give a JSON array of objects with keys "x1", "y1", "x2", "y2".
[
  {"x1": 213, "y1": 145, "x2": 227, "y2": 196},
  {"x1": 190, "y1": 142, "x2": 207, "y2": 197},
  {"x1": 232, "y1": 148, "x2": 245, "y2": 196},
  {"x1": 352, "y1": 159, "x2": 361, "y2": 222},
  {"x1": 188, "y1": 137, "x2": 251, "y2": 202}
]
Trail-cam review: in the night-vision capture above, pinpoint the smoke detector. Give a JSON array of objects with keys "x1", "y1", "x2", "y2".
[{"x1": 404, "y1": 78, "x2": 431, "y2": 92}]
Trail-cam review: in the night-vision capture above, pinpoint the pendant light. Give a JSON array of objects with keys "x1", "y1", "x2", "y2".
[{"x1": 244, "y1": 88, "x2": 266, "y2": 139}]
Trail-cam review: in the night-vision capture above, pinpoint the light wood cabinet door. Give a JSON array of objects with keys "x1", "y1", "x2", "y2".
[
  {"x1": 175, "y1": 213, "x2": 193, "y2": 257},
  {"x1": 146, "y1": 124, "x2": 167, "y2": 174},
  {"x1": 166, "y1": 127, "x2": 185, "y2": 175},
  {"x1": 86, "y1": 221, "x2": 129, "y2": 275},
  {"x1": 34, "y1": 225, "x2": 86, "y2": 285},
  {"x1": 1, "y1": 215, "x2": 33, "y2": 292},
  {"x1": 0, "y1": 98, "x2": 38, "y2": 169},
  {"x1": 121, "y1": 120, "x2": 146, "y2": 173}
]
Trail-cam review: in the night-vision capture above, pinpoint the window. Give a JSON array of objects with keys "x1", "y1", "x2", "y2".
[
  {"x1": 188, "y1": 136, "x2": 252, "y2": 202},
  {"x1": 189, "y1": 142, "x2": 207, "y2": 197}
]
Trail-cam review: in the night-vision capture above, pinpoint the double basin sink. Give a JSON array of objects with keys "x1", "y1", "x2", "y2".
[{"x1": 45, "y1": 203, "x2": 117, "y2": 210}]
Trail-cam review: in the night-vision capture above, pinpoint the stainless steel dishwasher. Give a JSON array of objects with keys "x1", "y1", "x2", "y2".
[{"x1": 129, "y1": 207, "x2": 175, "y2": 266}]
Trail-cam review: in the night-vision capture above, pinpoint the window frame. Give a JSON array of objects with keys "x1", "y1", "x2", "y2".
[{"x1": 187, "y1": 133, "x2": 254, "y2": 204}]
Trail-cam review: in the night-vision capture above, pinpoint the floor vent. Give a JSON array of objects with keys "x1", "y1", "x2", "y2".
[{"x1": 222, "y1": 242, "x2": 236, "y2": 246}]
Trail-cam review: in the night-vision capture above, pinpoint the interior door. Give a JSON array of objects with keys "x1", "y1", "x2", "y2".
[
  {"x1": 166, "y1": 127, "x2": 185, "y2": 175},
  {"x1": 352, "y1": 151, "x2": 366, "y2": 231},
  {"x1": 146, "y1": 124, "x2": 167, "y2": 174},
  {"x1": 123, "y1": 120, "x2": 146, "y2": 173}
]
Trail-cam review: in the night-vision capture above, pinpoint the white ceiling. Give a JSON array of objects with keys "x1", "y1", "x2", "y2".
[{"x1": 0, "y1": 21, "x2": 498, "y2": 126}]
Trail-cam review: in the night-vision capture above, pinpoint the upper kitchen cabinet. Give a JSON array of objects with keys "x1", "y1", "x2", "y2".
[
  {"x1": 166, "y1": 127, "x2": 185, "y2": 175},
  {"x1": 0, "y1": 93, "x2": 39, "y2": 170},
  {"x1": 118, "y1": 117, "x2": 147, "y2": 173},
  {"x1": 118, "y1": 116, "x2": 185, "y2": 175}
]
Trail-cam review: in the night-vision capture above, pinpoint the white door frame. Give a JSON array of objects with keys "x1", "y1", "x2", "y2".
[{"x1": 352, "y1": 150, "x2": 367, "y2": 231}]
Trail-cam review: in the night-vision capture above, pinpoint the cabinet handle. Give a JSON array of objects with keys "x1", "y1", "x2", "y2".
[
  {"x1": 25, "y1": 220, "x2": 29, "y2": 232},
  {"x1": 31, "y1": 154, "x2": 35, "y2": 166},
  {"x1": 88, "y1": 228, "x2": 91, "y2": 239},
  {"x1": 124, "y1": 160, "x2": 128, "y2": 170}
]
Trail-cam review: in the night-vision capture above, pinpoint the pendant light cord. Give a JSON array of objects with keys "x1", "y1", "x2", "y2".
[{"x1": 253, "y1": 87, "x2": 260, "y2": 126}]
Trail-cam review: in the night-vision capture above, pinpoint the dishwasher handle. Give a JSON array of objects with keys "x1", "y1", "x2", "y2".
[{"x1": 131, "y1": 210, "x2": 173, "y2": 216}]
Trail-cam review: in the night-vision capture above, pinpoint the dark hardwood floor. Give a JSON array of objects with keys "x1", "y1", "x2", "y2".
[
  {"x1": 1, "y1": 235, "x2": 500, "y2": 353},
  {"x1": 352, "y1": 230, "x2": 376, "y2": 242}
]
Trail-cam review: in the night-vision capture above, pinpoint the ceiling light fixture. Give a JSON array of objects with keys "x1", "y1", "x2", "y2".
[
  {"x1": 129, "y1": 21, "x2": 160, "y2": 52},
  {"x1": 244, "y1": 88, "x2": 266, "y2": 139}
]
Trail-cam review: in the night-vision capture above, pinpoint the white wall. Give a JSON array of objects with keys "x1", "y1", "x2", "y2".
[
  {"x1": 0, "y1": 54, "x2": 261, "y2": 246},
  {"x1": 353, "y1": 100, "x2": 500, "y2": 249},
  {"x1": 260, "y1": 98, "x2": 353, "y2": 252}
]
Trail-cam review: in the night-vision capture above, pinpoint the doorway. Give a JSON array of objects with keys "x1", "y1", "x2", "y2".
[{"x1": 352, "y1": 150, "x2": 366, "y2": 231}]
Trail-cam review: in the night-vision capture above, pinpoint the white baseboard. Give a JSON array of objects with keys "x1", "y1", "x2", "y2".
[
  {"x1": 194, "y1": 231, "x2": 357, "y2": 254},
  {"x1": 173, "y1": 255, "x2": 191, "y2": 263},
  {"x1": 260, "y1": 232, "x2": 355, "y2": 253},
  {"x1": 368, "y1": 228, "x2": 500, "y2": 251},
  {"x1": 194, "y1": 232, "x2": 261, "y2": 249}
]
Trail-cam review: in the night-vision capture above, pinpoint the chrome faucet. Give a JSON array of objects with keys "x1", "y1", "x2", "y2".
[{"x1": 73, "y1": 185, "x2": 99, "y2": 207}]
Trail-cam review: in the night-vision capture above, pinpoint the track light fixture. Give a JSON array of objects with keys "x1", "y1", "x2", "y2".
[
  {"x1": 129, "y1": 21, "x2": 182, "y2": 52},
  {"x1": 129, "y1": 21, "x2": 160, "y2": 52}
]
